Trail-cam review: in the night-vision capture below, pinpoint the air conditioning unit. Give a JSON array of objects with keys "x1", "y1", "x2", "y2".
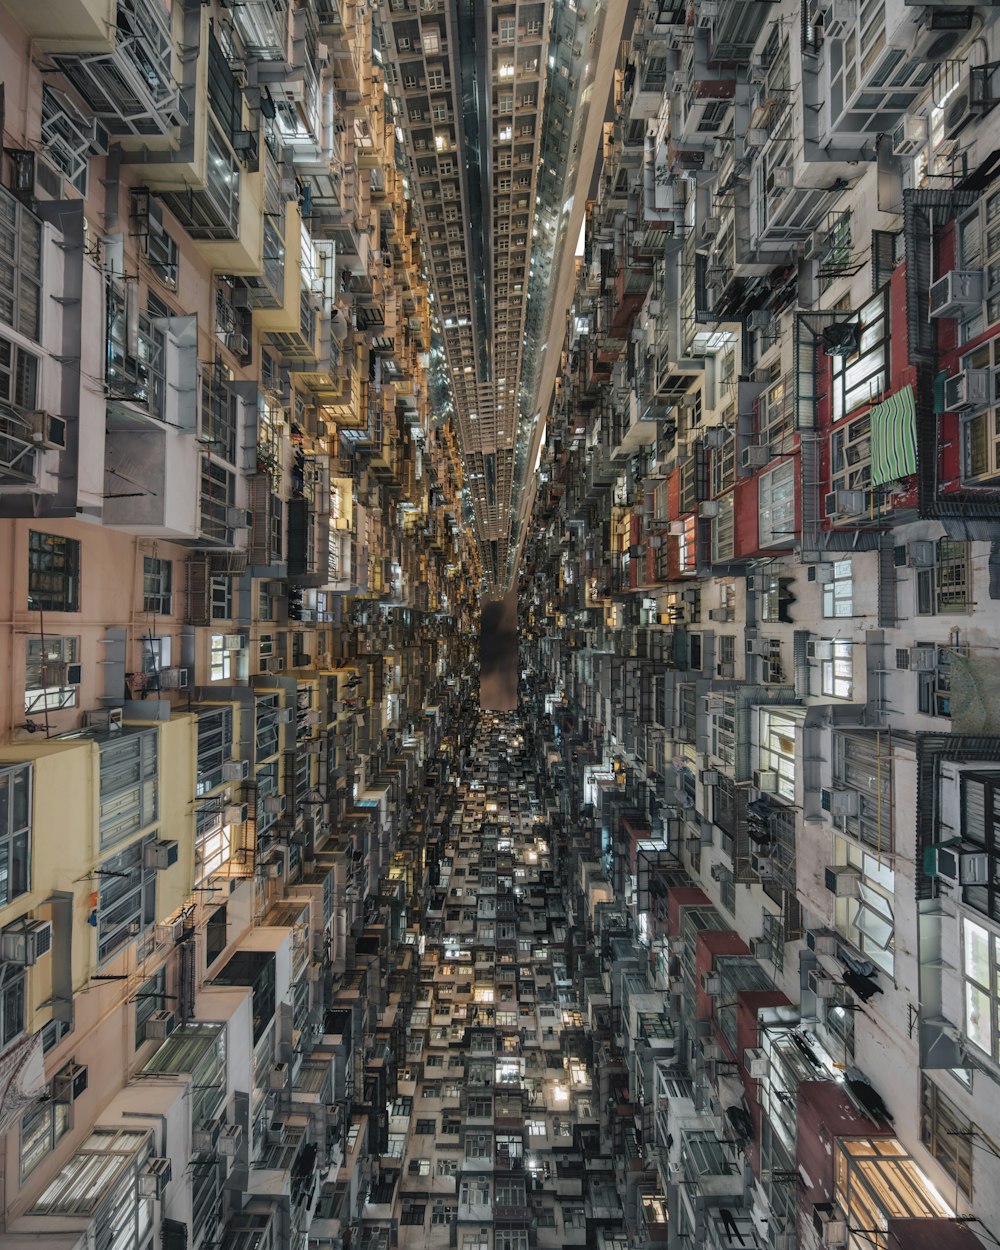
[
  {"x1": 156, "y1": 917, "x2": 185, "y2": 944},
  {"x1": 277, "y1": 707, "x2": 294, "y2": 723},
  {"x1": 823, "y1": 0, "x2": 857, "y2": 39},
  {"x1": 807, "y1": 929, "x2": 838, "y2": 955},
  {"x1": 303, "y1": 740, "x2": 323, "y2": 755},
  {"x1": 944, "y1": 368, "x2": 990, "y2": 412},
  {"x1": 193, "y1": 1118, "x2": 221, "y2": 1152},
  {"x1": 746, "y1": 1050, "x2": 769, "y2": 1079},
  {"x1": 667, "y1": 521, "x2": 686, "y2": 536},
  {"x1": 807, "y1": 640, "x2": 834, "y2": 660},
  {"x1": 717, "y1": 662, "x2": 735, "y2": 678},
  {"x1": 746, "y1": 637, "x2": 770, "y2": 655},
  {"x1": 218, "y1": 1123, "x2": 243, "y2": 1157},
  {"x1": 708, "y1": 607, "x2": 730, "y2": 622},
  {"x1": 754, "y1": 769, "x2": 779, "y2": 793},
  {"x1": 223, "y1": 634, "x2": 245, "y2": 650},
  {"x1": 927, "y1": 843, "x2": 991, "y2": 885},
  {"x1": 302, "y1": 712, "x2": 321, "y2": 726},
  {"x1": 814, "y1": 976, "x2": 839, "y2": 998},
  {"x1": 929, "y1": 270, "x2": 984, "y2": 319},
  {"x1": 812, "y1": 563, "x2": 835, "y2": 584},
  {"x1": 25, "y1": 410, "x2": 68, "y2": 450},
  {"x1": 224, "y1": 803, "x2": 249, "y2": 825},
  {"x1": 51, "y1": 1062, "x2": 88, "y2": 1108},
  {"x1": 905, "y1": 540, "x2": 935, "y2": 568},
  {"x1": 700, "y1": 769, "x2": 720, "y2": 786},
  {"x1": 86, "y1": 707, "x2": 124, "y2": 732},
  {"x1": 742, "y1": 445, "x2": 771, "y2": 469},
  {"x1": 158, "y1": 667, "x2": 189, "y2": 690},
  {"x1": 269, "y1": 1062, "x2": 289, "y2": 1091},
  {"x1": 226, "y1": 506, "x2": 252, "y2": 529},
  {"x1": 747, "y1": 309, "x2": 772, "y2": 331},
  {"x1": 710, "y1": 863, "x2": 725, "y2": 881},
  {"x1": 222, "y1": 759, "x2": 250, "y2": 782},
  {"x1": 771, "y1": 165, "x2": 793, "y2": 189},
  {"x1": 143, "y1": 840, "x2": 180, "y2": 870},
  {"x1": 0, "y1": 918, "x2": 53, "y2": 965},
  {"x1": 702, "y1": 427, "x2": 727, "y2": 449},
  {"x1": 814, "y1": 1207, "x2": 849, "y2": 1248},
  {"x1": 891, "y1": 114, "x2": 928, "y2": 157},
  {"x1": 909, "y1": 644, "x2": 937, "y2": 671},
  {"x1": 825, "y1": 489, "x2": 868, "y2": 519},
  {"x1": 830, "y1": 788, "x2": 860, "y2": 817},
  {"x1": 702, "y1": 973, "x2": 722, "y2": 995},
  {"x1": 824, "y1": 865, "x2": 861, "y2": 896},
  {"x1": 144, "y1": 1009, "x2": 176, "y2": 1040},
  {"x1": 751, "y1": 851, "x2": 774, "y2": 878},
  {"x1": 746, "y1": 126, "x2": 769, "y2": 148},
  {"x1": 703, "y1": 216, "x2": 721, "y2": 238},
  {"x1": 267, "y1": 1121, "x2": 288, "y2": 1147},
  {"x1": 137, "y1": 1150, "x2": 172, "y2": 1200},
  {"x1": 263, "y1": 795, "x2": 286, "y2": 815},
  {"x1": 750, "y1": 937, "x2": 772, "y2": 960},
  {"x1": 698, "y1": 500, "x2": 720, "y2": 518}
]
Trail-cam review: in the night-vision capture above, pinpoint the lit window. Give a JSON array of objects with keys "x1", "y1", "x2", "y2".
[{"x1": 210, "y1": 634, "x2": 231, "y2": 681}]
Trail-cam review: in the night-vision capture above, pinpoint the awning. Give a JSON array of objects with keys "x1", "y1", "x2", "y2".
[{"x1": 870, "y1": 384, "x2": 917, "y2": 486}]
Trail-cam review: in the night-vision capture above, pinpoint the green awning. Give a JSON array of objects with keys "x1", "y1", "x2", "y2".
[{"x1": 869, "y1": 384, "x2": 917, "y2": 486}]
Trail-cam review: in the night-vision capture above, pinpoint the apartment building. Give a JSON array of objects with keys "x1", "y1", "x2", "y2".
[{"x1": 520, "y1": 3, "x2": 1000, "y2": 1250}]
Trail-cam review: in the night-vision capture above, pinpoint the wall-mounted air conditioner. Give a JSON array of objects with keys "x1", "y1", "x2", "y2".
[
  {"x1": 824, "y1": 865, "x2": 861, "y2": 896},
  {"x1": 929, "y1": 269, "x2": 983, "y2": 319},
  {"x1": 224, "y1": 803, "x2": 249, "y2": 825},
  {"x1": 742, "y1": 445, "x2": 771, "y2": 469},
  {"x1": 927, "y1": 844, "x2": 990, "y2": 885},
  {"x1": 143, "y1": 840, "x2": 179, "y2": 870},
  {"x1": 825, "y1": 489, "x2": 868, "y2": 519},
  {"x1": 26, "y1": 410, "x2": 68, "y2": 450},
  {"x1": 944, "y1": 368, "x2": 990, "y2": 412},
  {"x1": 158, "y1": 667, "x2": 189, "y2": 689},
  {"x1": 830, "y1": 788, "x2": 860, "y2": 817},
  {"x1": 222, "y1": 759, "x2": 250, "y2": 782},
  {"x1": 753, "y1": 769, "x2": 779, "y2": 793},
  {"x1": 145, "y1": 1009, "x2": 176, "y2": 1040},
  {"x1": 0, "y1": 918, "x2": 53, "y2": 965}
]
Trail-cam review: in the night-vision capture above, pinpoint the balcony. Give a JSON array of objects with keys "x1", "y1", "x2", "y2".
[{"x1": 43, "y1": 0, "x2": 182, "y2": 141}]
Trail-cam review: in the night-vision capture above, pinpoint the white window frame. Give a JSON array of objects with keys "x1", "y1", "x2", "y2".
[{"x1": 821, "y1": 640, "x2": 854, "y2": 699}]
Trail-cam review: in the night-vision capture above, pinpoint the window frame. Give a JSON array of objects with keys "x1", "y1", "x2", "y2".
[
  {"x1": 142, "y1": 556, "x2": 173, "y2": 616},
  {"x1": 27, "y1": 530, "x2": 80, "y2": 612}
]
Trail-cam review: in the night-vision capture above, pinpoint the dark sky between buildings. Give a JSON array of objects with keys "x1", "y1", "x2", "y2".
[{"x1": 480, "y1": 590, "x2": 518, "y2": 710}]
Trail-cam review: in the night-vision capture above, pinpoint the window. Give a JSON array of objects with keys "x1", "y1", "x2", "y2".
[
  {"x1": 0, "y1": 334, "x2": 38, "y2": 420},
  {"x1": 206, "y1": 904, "x2": 227, "y2": 964},
  {"x1": 821, "y1": 640, "x2": 854, "y2": 699},
  {"x1": 436, "y1": 1157, "x2": 458, "y2": 1176},
  {"x1": 201, "y1": 374, "x2": 238, "y2": 464},
  {"x1": 41, "y1": 86, "x2": 92, "y2": 195},
  {"x1": 498, "y1": 16, "x2": 515, "y2": 41},
  {"x1": 962, "y1": 917, "x2": 998, "y2": 1063},
  {"x1": 0, "y1": 963, "x2": 26, "y2": 1050},
  {"x1": 832, "y1": 731, "x2": 893, "y2": 853},
  {"x1": 210, "y1": 575, "x2": 232, "y2": 621},
  {"x1": 195, "y1": 807, "x2": 231, "y2": 885},
  {"x1": 210, "y1": 634, "x2": 231, "y2": 681},
  {"x1": 822, "y1": 559, "x2": 854, "y2": 617},
  {"x1": 31, "y1": 1127, "x2": 154, "y2": 1222},
  {"x1": 916, "y1": 540, "x2": 970, "y2": 615},
  {"x1": 408, "y1": 1157, "x2": 431, "y2": 1176},
  {"x1": 465, "y1": 1132, "x2": 491, "y2": 1159},
  {"x1": 830, "y1": 413, "x2": 872, "y2": 495},
  {"x1": 758, "y1": 708, "x2": 800, "y2": 802},
  {"x1": 830, "y1": 287, "x2": 888, "y2": 423},
  {"x1": 27, "y1": 531, "x2": 80, "y2": 612},
  {"x1": 428, "y1": 69, "x2": 445, "y2": 89},
  {"x1": 527, "y1": 1118, "x2": 546, "y2": 1136},
  {"x1": 837, "y1": 838, "x2": 895, "y2": 975},
  {"x1": 134, "y1": 968, "x2": 166, "y2": 1048},
  {"x1": 0, "y1": 188, "x2": 42, "y2": 340},
  {"x1": 0, "y1": 763, "x2": 30, "y2": 908},
  {"x1": 24, "y1": 635, "x2": 79, "y2": 714},
  {"x1": 20, "y1": 1088, "x2": 70, "y2": 1180},
  {"x1": 142, "y1": 557, "x2": 173, "y2": 615},
  {"x1": 97, "y1": 835, "x2": 158, "y2": 963},
  {"x1": 196, "y1": 707, "x2": 233, "y2": 796},
  {"x1": 758, "y1": 461, "x2": 796, "y2": 547},
  {"x1": 414, "y1": 1118, "x2": 435, "y2": 1134},
  {"x1": 920, "y1": 1075, "x2": 973, "y2": 1197},
  {"x1": 99, "y1": 730, "x2": 158, "y2": 850},
  {"x1": 460, "y1": 1178, "x2": 490, "y2": 1206},
  {"x1": 432, "y1": 1203, "x2": 455, "y2": 1225},
  {"x1": 717, "y1": 864, "x2": 735, "y2": 914},
  {"x1": 495, "y1": 1234, "x2": 528, "y2": 1250},
  {"x1": 401, "y1": 1202, "x2": 425, "y2": 1225}
]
